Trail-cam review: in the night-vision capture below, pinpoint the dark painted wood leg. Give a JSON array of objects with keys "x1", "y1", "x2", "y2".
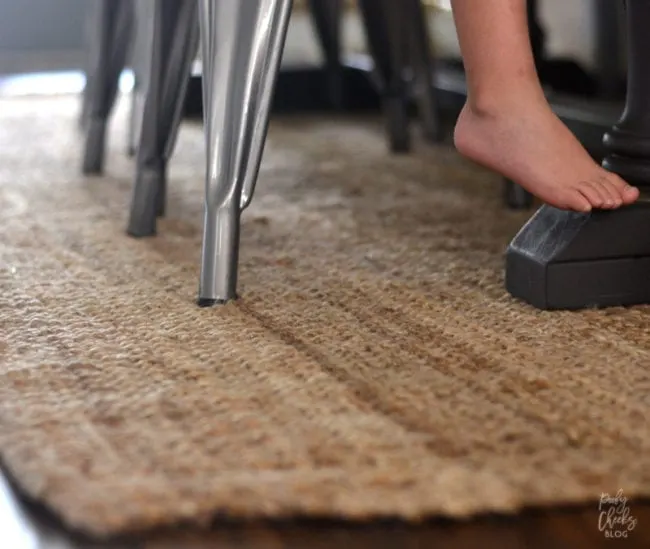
[
  {"x1": 505, "y1": 0, "x2": 650, "y2": 310},
  {"x1": 593, "y1": 0, "x2": 625, "y2": 100},
  {"x1": 81, "y1": 0, "x2": 133, "y2": 175}
]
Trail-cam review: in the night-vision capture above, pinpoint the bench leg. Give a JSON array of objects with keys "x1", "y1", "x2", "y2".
[{"x1": 198, "y1": 0, "x2": 293, "y2": 306}]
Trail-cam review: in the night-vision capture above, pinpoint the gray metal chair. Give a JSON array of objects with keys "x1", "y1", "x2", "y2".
[
  {"x1": 358, "y1": 0, "x2": 442, "y2": 152},
  {"x1": 307, "y1": 0, "x2": 344, "y2": 109},
  {"x1": 81, "y1": 0, "x2": 441, "y2": 305},
  {"x1": 80, "y1": 0, "x2": 134, "y2": 174},
  {"x1": 194, "y1": 0, "x2": 444, "y2": 304},
  {"x1": 197, "y1": 0, "x2": 294, "y2": 305},
  {"x1": 127, "y1": 0, "x2": 344, "y2": 239},
  {"x1": 80, "y1": 0, "x2": 158, "y2": 163},
  {"x1": 82, "y1": 0, "x2": 341, "y2": 304},
  {"x1": 126, "y1": 0, "x2": 158, "y2": 157},
  {"x1": 127, "y1": 0, "x2": 200, "y2": 237}
]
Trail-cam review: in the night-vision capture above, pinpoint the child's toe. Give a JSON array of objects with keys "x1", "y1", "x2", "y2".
[
  {"x1": 566, "y1": 188, "x2": 593, "y2": 212},
  {"x1": 576, "y1": 182, "x2": 606, "y2": 208},
  {"x1": 606, "y1": 172, "x2": 639, "y2": 204}
]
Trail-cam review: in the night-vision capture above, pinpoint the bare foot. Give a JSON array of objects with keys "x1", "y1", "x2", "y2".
[{"x1": 453, "y1": 101, "x2": 639, "y2": 211}]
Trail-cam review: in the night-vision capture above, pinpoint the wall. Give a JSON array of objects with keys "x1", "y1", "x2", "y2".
[
  {"x1": 0, "y1": 0, "x2": 623, "y2": 75},
  {"x1": 0, "y1": 0, "x2": 88, "y2": 73}
]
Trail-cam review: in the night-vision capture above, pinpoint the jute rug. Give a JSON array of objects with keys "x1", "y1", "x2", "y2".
[{"x1": 1, "y1": 96, "x2": 649, "y2": 538}]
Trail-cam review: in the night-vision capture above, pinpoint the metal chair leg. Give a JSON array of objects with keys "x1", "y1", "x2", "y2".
[
  {"x1": 126, "y1": 82, "x2": 140, "y2": 157},
  {"x1": 79, "y1": 4, "x2": 99, "y2": 131},
  {"x1": 307, "y1": 0, "x2": 344, "y2": 109},
  {"x1": 127, "y1": 0, "x2": 200, "y2": 238},
  {"x1": 357, "y1": 0, "x2": 411, "y2": 153},
  {"x1": 126, "y1": 0, "x2": 156, "y2": 157},
  {"x1": 504, "y1": 179, "x2": 534, "y2": 210},
  {"x1": 198, "y1": 0, "x2": 293, "y2": 306},
  {"x1": 404, "y1": 0, "x2": 442, "y2": 143},
  {"x1": 81, "y1": 0, "x2": 134, "y2": 175}
]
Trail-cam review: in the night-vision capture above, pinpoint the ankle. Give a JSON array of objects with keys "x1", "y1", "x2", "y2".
[
  {"x1": 464, "y1": 97, "x2": 503, "y2": 120},
  {"x1": 465, "y1": 86, "x2": 548, "y2": 120},
  {"x1": 453, "y1": 103, "x2": 483, "y2": 158}
]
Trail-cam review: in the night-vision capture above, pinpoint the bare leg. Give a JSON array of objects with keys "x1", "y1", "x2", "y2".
[{"x1": 451, "y1": 0, "x2": 638, "y2": 211}]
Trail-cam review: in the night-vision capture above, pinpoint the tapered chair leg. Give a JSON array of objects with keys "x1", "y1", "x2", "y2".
[
  {"x1": 198, "y1": 0, "x2": 293, "y2": 306},
  {"x1": 504, "y1": 178, "x2": 534, "y2": 209},
  {"x1": 357, "y1": 0, "x2": 411, "y2": 153},
  {"x1": 79, "y1": 4, "x2": 99, "y2": 131},
  {"x1": 126, "y1": 82, "x2": 140, "y2": 157},
  {"x1": 126, "y1": 0, "x2": 157, "y2": 158},
  {"x1": 307, "y1": 0, "x2": 344, "y2": 109},
  {"x1": 127, "y1": 0, "x2": 200, "y2": 238},
  {"x1": 81, "y1": 0, "x2": 134, "y2": 175},
  {"x1": 404, "y1": 0, "x2": 442, "y2": 143}
]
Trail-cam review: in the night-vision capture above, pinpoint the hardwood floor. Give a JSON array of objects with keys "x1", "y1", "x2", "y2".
[
  {"x1": 3, "y1": 471, "x2": 648, "y2": 549},
  {"x1": 143, "y1": 506, "x2": 650, "y2": 549}
]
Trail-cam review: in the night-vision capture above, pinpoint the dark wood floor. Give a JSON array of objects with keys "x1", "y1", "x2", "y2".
[
  {"x1": 3, "y1": 472, "x2": 647, "y2": 549},
  {"x1": 142, "y1": 506, "x2": 650, "y2": 549}
]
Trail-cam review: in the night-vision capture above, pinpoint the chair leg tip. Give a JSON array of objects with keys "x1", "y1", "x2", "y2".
[
  {"x1": 422, "y1": 126, "x2": 445, "y2": 144},
  {"x1": 126, "y1": 225, "x2": 157, "y2": 238},
  {"x1": 82, "y1": 164, "x2": 103, "y2": 176},
  {"x1": 197, "y1": 294, "x2": 239, "y2": 307},
  {"x1": 503, "y1": 179, "x2": 534, "y2": 210},
  {"x1": 82, "y1": 118, "x2": 107, "y2": 175},
  {"x1": 389, "y1": 140, "x2": 411, "y2": 154},
  {"x1": 197, "y1": 298, "x2": 223, "y2": 307}
]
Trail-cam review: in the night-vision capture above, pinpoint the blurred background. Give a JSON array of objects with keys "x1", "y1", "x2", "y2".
[{"x1": 0, "y1": 0, "x2": 627, "y2": 97}]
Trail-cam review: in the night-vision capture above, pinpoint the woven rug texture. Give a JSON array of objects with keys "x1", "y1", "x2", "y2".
[{"x1": 1, "y1": 96, "x2": 649, "y2": 537}]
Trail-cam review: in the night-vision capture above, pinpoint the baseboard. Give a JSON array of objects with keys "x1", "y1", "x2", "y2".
[{"x1": 0, "y1": 49, "x2": 85, "y2": 76}]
